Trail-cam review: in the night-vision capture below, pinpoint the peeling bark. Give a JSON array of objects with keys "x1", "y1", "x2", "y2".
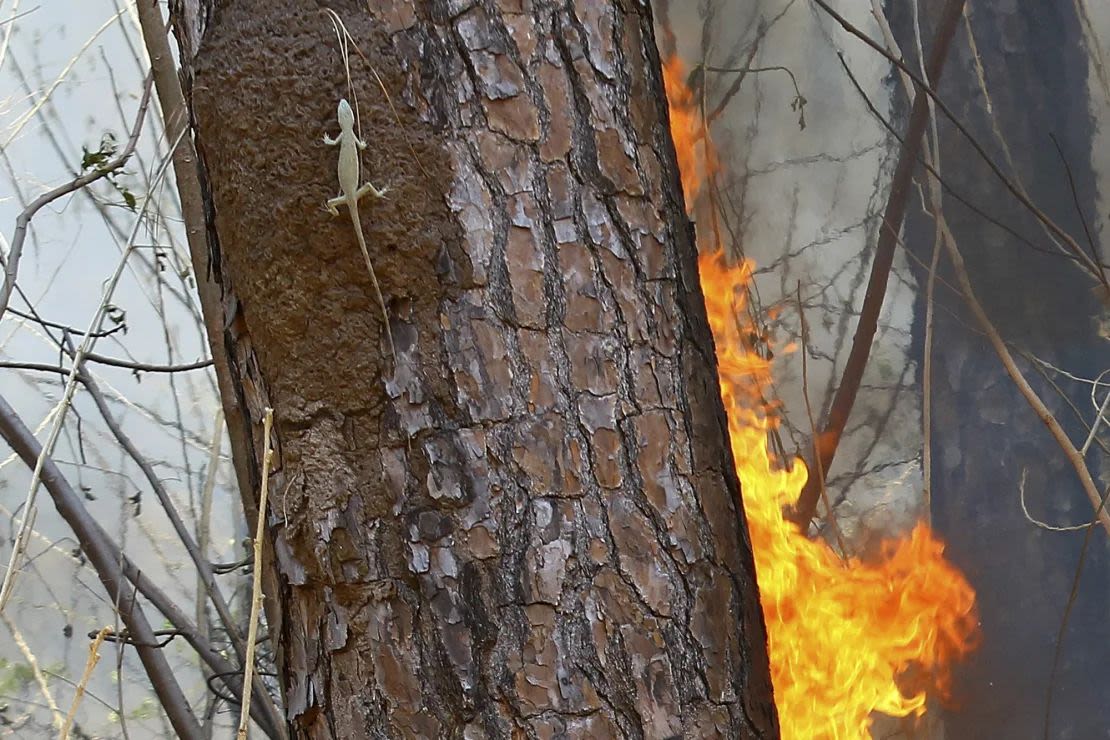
[{"x1": 183, "y1": 0, "x2": 777, "y2": 736}]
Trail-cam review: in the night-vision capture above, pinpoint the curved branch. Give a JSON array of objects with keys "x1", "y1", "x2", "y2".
[
  {"x1": 84, "y1": 352, "x2": 213, "y2": 373},
  {"x1": 0, "y1": 72, "x2": 154, "y2": 320},
  {"x1": 0, "y1": 356, "x2": 212, "y2": 376}
]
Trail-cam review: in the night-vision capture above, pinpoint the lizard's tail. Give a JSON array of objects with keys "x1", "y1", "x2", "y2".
[{"x1": 352, "y1": 227, "x2": 397, "y2": 362}]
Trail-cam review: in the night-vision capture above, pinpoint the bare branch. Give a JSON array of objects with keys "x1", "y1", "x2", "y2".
[
  {"x1": 0, "y1": 125, "x2": 186, "y2": 614},
  {"x1": 238, "y1": 408, "x2": 273, "y2": 740},
  {"x1": 0, "y1": 72, "x2": 154, "y2": 320},
  {"x1": 69, "y1": 357, "x2": 254, "y2": 692},
  {"x1": 0, "y1": 390, "x2": 279, "y2": 736},
  {"x1": 0, "y1": 393, "x2": 202, "y2": 739},
  {"x1": 791, "y1": 0, "x2": 966, "y2": 528},
  {"x1": 0, "y1": 613, "x2": 63, "y2": 731},
  {"x1": 930, "y1": 196, "x2": 1110, "y2": 534},
  {"x1": 810, "y1": 0, "x2": 1110, "y2": 288}
]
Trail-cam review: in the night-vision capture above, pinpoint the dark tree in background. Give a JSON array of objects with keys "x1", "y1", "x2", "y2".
[
  {"x1": 174, "y1": 0, "x2": 777, "y2": 736},
  {"x1": 890, "y1": 3, "x2": 1110, "y2": 736}
]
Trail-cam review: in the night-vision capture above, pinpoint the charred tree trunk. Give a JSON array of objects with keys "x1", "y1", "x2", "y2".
[
  {"x1": 178, "y1": 1, "x2": 777, "y2": 736},
  {"x1": 891, "y1": 2, "x2": 1110, "y2": 737}
]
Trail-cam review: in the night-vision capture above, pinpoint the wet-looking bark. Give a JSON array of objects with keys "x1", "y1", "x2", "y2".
[{"x1": 185, "y1": 0, "x2": 777, "y2": 736}]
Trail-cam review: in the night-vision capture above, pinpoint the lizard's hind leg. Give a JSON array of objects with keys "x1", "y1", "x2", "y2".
[{"x1": 356, "y1": 182, "x2": 390, "y2": 200}]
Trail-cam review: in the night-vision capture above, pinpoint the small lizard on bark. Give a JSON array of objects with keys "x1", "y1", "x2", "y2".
[{"x1": 324, "y1": 98, "x2": 395, "y2": 360}]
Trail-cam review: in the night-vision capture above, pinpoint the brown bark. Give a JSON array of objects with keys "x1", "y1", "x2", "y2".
[{"x1": 184, "y1": 0, "x2": 777, "y2": 736}]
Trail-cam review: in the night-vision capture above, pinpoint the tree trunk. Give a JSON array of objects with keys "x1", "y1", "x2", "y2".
[
  {"x1": 891, "y1": 2, "x2": 1110, "y2": 737},
  {"x1": 180, "y1": 0, "x2": 777, "y2": 736}
]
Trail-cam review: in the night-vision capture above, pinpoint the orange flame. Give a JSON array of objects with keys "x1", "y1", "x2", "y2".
[
  {"x1": 665, "y1": 56, "x2": 979, "y2": 738},
  {"x1": 661, "y1": 55, "x2": 717, "y2": 206}
]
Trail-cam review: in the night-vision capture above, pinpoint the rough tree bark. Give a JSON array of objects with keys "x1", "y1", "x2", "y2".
[{"x1": 178, "y1": 0, "x2": 777, "y2": 736}]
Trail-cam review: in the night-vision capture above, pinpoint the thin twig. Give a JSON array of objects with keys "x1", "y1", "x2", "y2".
[
  {"x1": 1043, "y1": 481, "x2": 1110, "y2": 739},
  {"x1": 1049, "y1": 133, "x2": 1101, "y2": 279},
  {"x1": 59, "y1": 626, "x2": 110, "y2": 740},
  {"x1": 0, "y1": 8, "x2": 126, "y2": 150},
  {"x1": 0, "y1": 125, "x2": 186, "y2": 614},
  {"x1": 1024, "y1": 353, "x2": 1110, "y2": 459},
  {"x1": 45, "y1": 667, "x2": 117, "y2": 717},
  {"x1": 932, "y1": 202, "x2": 1110, "y2": 534},
  {"x1": 1079, "y1": 369, "x2": 1110, "y2": 457},
  {"x1": 796, "y1": 282, "x2": 848, "y2": 557},
  {"x1": 6, "y1": 307, "x2": 124, "y2": 338},
  {"x1": 196, "y1": 410, "x2": 222, "y2": 734},
  {"x1": 961, "y1": 12, "x2": 1094, "y2": 274},
  {"x1": 700, "y1": 40, "x2": 761, "y2": 124},
  {"x1": 1019, "y1": 469, "x2": 1090, "y2": 533},
  {"x1": 699, "y1": 63, "x2": 806, "y2": 129},
  {"x1": 1, "y1": 613, "x2": 64, "y2": 732},
  {"x1": 238, "y1": 408, "x2": 273, "y2": 740}
]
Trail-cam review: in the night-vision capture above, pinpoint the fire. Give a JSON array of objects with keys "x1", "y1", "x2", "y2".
[
  {"x1": 664, "y1": 57, "x2": 979, "y2": 738},
  {"x1": 661, "y1": 55, "x2": 717, "y2": 206}
]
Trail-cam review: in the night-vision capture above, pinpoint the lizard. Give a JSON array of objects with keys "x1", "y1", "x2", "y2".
[{"x1": 324, "y1": 97, "x2": 396, "y2": 361}]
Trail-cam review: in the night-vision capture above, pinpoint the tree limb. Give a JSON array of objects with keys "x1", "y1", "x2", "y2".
[
  {"x1": 0, "y1": 72, "x2": 153, "y2": 320},
  {"x1": 0, "y1": 392, "x2": 281, "y2": 737},
  {"x1": 0, "y1": 393, "x2": 203, "y2": 740},
  {"x1": 790, "y1": 0, "x2": 966, "y2": 528}
]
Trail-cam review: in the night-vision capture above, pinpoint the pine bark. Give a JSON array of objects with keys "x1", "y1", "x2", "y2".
[{"x1": 182, "y1": 1, "x2": 777, "y2": 736}]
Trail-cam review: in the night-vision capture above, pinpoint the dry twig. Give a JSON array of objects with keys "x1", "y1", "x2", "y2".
[
  {"x1": 59, "y1": 627, "x2": 110, "y2": 740},
  {"x1": 238, "y1": 408, "x2": 274, "y2": 740}
]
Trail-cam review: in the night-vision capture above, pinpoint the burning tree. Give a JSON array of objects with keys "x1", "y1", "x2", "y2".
[
  {"x1": 17, "y1": 0, "x2": 1110, "y2": 737},
  {"x1": 664, "y1": 54, "x2": 978, "y2": 738}
]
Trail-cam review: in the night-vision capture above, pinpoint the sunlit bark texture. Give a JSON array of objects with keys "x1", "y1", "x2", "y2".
[{"x1": 182, "y1": 0, "x2": 777, "y2": 736}]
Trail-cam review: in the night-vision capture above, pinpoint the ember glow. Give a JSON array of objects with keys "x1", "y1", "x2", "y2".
[{"x1": 663, "y1": 56, "x2": 979, "y2": 738}]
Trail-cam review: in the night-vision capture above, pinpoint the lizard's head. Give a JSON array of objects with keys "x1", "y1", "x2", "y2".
[{"x1": 337, "y1": 98, "x2": 355, "y2": 128}]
